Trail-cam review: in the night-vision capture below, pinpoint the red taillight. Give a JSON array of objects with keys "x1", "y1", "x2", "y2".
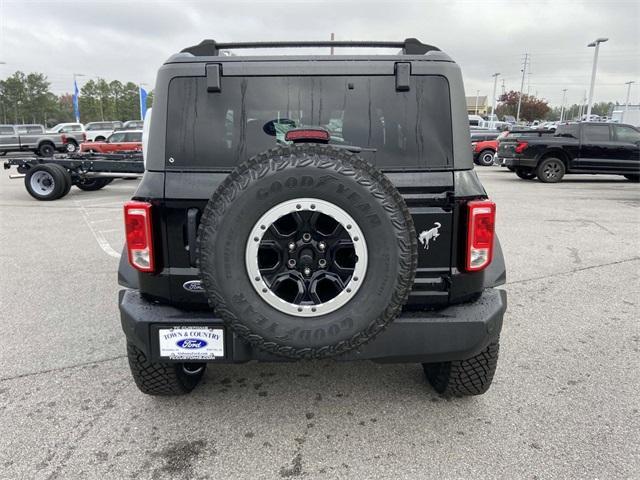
[
  {"x1": 285, "y1": 128, "x2": 330, "y2": 143},
  {"x1": 465, "y1": 200, "x2": 496, "y2": 272},
  {"x1": 124, "y1": 201, "x2": 154, "y2": 272},
  {"x1": 82, "y1": 133, "x2": 87, "y2": 141},
  {"x1": 61, "y1": 134, "x2": 68, "y2": 143},
  {"x1": 514, "y1": 141, "x2": 528, "y2": 153}
]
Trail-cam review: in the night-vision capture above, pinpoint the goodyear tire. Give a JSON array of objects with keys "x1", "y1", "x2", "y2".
[
  {"x1": 197, "y1": 144, "x2": 418, "y2": 359},
  {"x1": 423, "y1": 340, "x2": 500, "y2": 397},
  {"x1": 24, "y1": 164, "x2": 68, "y2": 201},
  {"x1": 126, "y1": 342, "x2": 205, "y2": 396}
]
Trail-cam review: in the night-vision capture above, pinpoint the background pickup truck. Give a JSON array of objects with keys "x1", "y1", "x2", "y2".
[
  {"x1": 498, "y1": 122, "x2": 640, "y2": 182},
  {"x1": 0, "y1": 124, "x2": 66, "y2": 157}
]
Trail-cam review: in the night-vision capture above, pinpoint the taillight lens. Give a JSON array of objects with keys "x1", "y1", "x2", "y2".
[
  {"x1": 124, "y1": 201, "x2": 154, "y2": 272},
  {"x1": 514, "y1": 141, "x2": 528, "y2": 153},
  {"x1": 466, "y1": 200, "x2": 496, "y2": 272},
  {"x1": 82, "y1": 133, "x2": 87, "y2": 141}
]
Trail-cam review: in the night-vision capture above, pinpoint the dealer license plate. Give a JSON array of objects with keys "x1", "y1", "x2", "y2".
[{"x1": 158, "y1": 327, "x2": 224, "y2": 360}]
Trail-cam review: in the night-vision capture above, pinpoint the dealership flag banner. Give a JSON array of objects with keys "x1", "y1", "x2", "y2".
[
  {"x1": 139, "y1": 86, "x2": 148, "y2": 120},
  {"x1": 73, "y1": 79, "x2": 80, "y2": 123}
]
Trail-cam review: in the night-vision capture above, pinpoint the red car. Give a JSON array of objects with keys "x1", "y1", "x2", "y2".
[
  {"x1": 80, "y1": 130, "x2": 142, "y2": 153},
  {"x1": 472, "y1": 138, "x2": 499, "y2": 166}
]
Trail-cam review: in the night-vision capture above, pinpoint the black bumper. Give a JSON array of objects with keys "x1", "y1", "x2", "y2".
[
  {"x1": 503, "y1": 157, "x2": 538, "y2": 168},
  {"x1": 120, "y1": 288, "x2": 507, "y2": 364}
]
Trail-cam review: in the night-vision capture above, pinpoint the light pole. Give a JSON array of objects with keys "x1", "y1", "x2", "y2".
[
  {"x1": 490, "y1": 73, "x2": 500, "y2": 128},
  {"x1": 475, "y1": 90, "x2": 480, "y2": 115},
  {"x1": 560, "y1": 89, "x2": 567, "y2": 122},
  {"x1": 623, "y1": 81, "x2": 635, "y2": 123},
  {"x1": 585, "y1": 37, "x2": 608, "y2": 121}
]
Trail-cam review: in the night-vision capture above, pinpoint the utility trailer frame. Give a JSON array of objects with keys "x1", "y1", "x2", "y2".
[{"x1": 3, "y1": 152, "x2": 144, "y2": 201}]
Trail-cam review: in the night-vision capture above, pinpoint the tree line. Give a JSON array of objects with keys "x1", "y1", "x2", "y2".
[
  {"x1": 494, "y1": 90, "x2": 616, "y2": 122},
  {"x1": 0, "y1": 71, "x2": 153, "y2": 126}
]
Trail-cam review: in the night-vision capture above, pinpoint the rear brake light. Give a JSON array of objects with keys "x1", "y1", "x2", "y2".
[
  {"x1": 83, "y1": 133, "x2": 87, "y2": 141},
  {"x1": 466, "y1": 200, "x2": 496, "y2": 272},
  {"x1": 124, "y1": 201, "x2": 155, "y2": 272},
  {"x1": 61, "y1": 134, "x2": 68, "y2": 143},
  {"x1": 514, "y1": 141, "x2": 528, "y2": 153},
  {"x1": 285, "y1": 128, "x2": 330, "y2": 143}
]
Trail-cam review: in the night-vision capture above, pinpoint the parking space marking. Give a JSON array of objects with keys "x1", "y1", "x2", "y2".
[{"x1": 74, "y1": 198, "x2": 122, "y2": 259}]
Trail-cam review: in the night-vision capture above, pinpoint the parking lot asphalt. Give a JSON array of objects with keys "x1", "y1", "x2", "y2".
[{"x1": 0, "y1": 168, "x2": 638, "y2": 480}]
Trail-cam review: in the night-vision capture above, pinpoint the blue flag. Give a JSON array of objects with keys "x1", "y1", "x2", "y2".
[
  {"x1": 139, "y1": 86, "x2": 148, "y2": 120},
  {"x1": 73, "y1": 79, "x2": 80, "y2": 123}
]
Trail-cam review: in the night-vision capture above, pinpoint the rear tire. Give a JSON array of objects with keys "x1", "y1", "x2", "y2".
[
  {"x1": 536, "y1": 157, "x2": 565, "y2": 183},
  {"x1": 624, "y1": 174, "x2": 639, "y2": 182},
  {"x1": 38, "y1": 143, "x2": 55, "y2": 157},
  {"x1": 24, "y1": 164, "x2": 67, "y2": 201},
  {"x1": 49, "y1": 164, "x2": 72, "y2": 197},
  {"x1": 515, "y1": 168, "x2": 536, "y2": 180},
  {"x1": 423, "y1": 340, "x2": 500, "y2": 397},
  {"x1": 126, "y1": 342, "x2": 205, "y2": 396},
  {"x1": 65, "y1": 141, "x2": 78, "y2": 153},
  {"x1": 477, "y1": 149, "x2": 495, "y2": 167},
  {"x1": 75, "y1": 177, "x2": 112, "y2": 191}
]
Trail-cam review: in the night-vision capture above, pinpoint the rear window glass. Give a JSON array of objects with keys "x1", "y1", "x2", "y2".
[
  {"x1": 166, "y1": 75, "x2": 453, "y2": 170},
  {"x1": 125, "y1": 132, "x2": 142, "y2": 142},
  {"x1": 0, "y1": 126, "x2": 14, "y2": 135}
]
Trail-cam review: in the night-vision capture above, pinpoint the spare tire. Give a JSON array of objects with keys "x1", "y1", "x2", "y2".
[{"x1": 197, "y1": 144, "x2": 418, "y2": 359}]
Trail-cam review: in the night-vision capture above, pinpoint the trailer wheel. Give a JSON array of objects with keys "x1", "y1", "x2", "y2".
[
  {"x1": 75, "y1": 178, "x2": 112, "y2": 191},
  {"x1": 24, "y1": 164, "x2": 68, "y2": 201}
]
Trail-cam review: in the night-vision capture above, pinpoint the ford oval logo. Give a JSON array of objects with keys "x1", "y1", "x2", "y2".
[
  {"x1": 183, "y1": 280, "x2": 204, "y2": 292},
  {"x1": 176, "y1": 338, "x2": 208, "y2": 349}
]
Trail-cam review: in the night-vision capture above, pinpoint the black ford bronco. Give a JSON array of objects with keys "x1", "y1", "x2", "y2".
[{"x1": 119, "y1": 39, "x2": 507, "y2": 397}]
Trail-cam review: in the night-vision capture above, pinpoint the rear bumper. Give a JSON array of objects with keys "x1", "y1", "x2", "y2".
[
  {"x1": 503, "y1": 157, "x2": 538, "y2": 169},
  {"x1": 120, "y1": 288, "x2": 507, "y2": 364}
]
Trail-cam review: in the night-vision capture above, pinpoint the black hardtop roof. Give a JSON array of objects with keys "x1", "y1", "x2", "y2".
[{"x1": 179, "y1": 38, "x2": 441, "y2": 57}]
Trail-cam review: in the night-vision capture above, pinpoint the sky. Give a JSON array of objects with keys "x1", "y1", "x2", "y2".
[{"x1": 1, "y1": 0, "x2": 639, "y2": 107}]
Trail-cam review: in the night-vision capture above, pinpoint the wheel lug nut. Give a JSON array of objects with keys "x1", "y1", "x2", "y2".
[
  {"x1": 288, "y1": 242, "x2": 296, "y2": 251},
  {"x1": 303, "y1": 267, "x2": 311, "y2": 276},
  {"x1": 318, "y1": 242, "x2": 326, "y2": 251},
  {"x1": 288, "y1": 259, "x2": 297, "y2": 268},
  {"x1": 318, "y1": 259, "x2": 327, "y2": 268},
  {"x1": 302, "y1": 233, "x2": 311, "y2": 242}
]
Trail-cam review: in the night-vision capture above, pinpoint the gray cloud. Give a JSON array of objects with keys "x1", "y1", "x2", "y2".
[{"x1": 1, "y1": 0, "x2": 638, "y2": 106}]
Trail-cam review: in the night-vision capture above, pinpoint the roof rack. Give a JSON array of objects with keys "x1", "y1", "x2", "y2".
[{"x1": 180, "y1": 38, "x2": 440, "y2": 56}]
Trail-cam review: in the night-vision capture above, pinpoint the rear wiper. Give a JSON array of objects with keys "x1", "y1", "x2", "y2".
[{"x1": 330, "y1": 144, "x2": 378, "y2": 153}]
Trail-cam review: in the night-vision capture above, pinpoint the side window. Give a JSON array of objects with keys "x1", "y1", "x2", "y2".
[
  {"x1": 582, "y1": 125, "x2": 610, "y2": 142},
  {"x1": 0, "y1": 126, "x2": 15, "y2": 135},
  {"x1": 125, "y1": 132, "x2": 142, "y2": 142},
  {"x1": 109, "y1": 132, "x2": 126, "y2": 143},
  {"x1": 614, "y1": 126, "x2": 640, "y2": 143}
]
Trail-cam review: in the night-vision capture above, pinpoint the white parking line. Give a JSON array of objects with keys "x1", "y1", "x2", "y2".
[{"x1": 74, "y1": 198, "x2": 121, "y2": 259}]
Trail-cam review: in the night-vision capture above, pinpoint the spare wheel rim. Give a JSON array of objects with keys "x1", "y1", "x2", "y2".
[{"x1": 245, "y1": 198, "x2": 368, "y2": 318}]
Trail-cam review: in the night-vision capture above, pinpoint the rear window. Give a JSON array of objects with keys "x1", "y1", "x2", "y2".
[
  {"x1": 125, "y1": 132, "x2": 142, "y2": 142},
  {"x1": 166, "y1": 75, "x2": 453, "y2": 170},
  {"x1": 0, "y1": 126, "x2": 14, "y2": 135},
  {"x1": 17, "y1": 125, "x2": 44, "y2": 134}
]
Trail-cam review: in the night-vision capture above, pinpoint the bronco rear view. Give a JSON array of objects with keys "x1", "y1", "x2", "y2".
[{"x1": 118, "y1": 39, "x2": 507, "y2": 397}]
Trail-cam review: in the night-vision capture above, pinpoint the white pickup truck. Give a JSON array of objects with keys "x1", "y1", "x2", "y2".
[{"x1": 84, "y1": 121, "x2": 123, "y2": 142}]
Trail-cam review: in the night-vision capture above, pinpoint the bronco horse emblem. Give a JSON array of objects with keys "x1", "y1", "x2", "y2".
[{"x1": 418, "y1": 222, "x2": 442, "y2": 250}]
